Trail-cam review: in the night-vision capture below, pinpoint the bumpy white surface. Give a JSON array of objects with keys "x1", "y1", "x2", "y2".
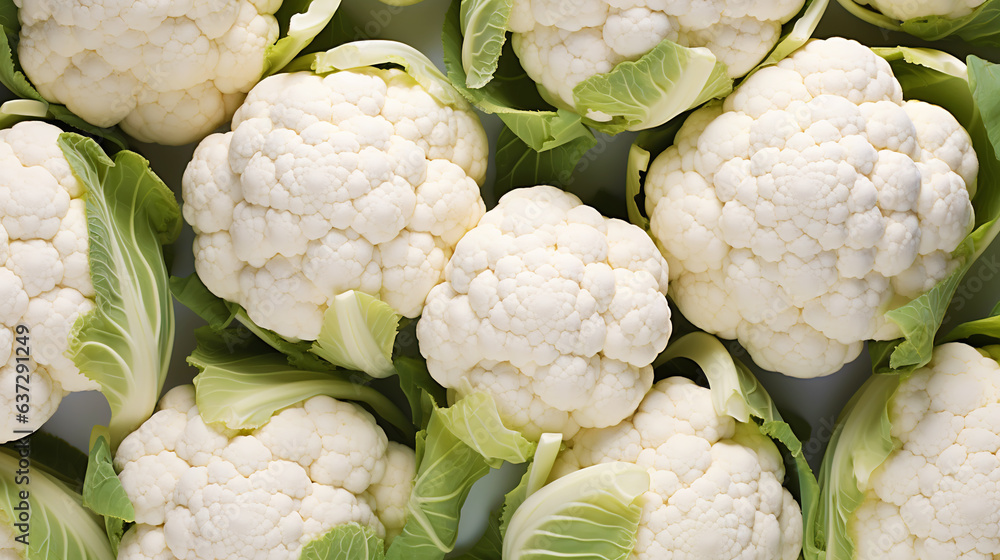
[
  {"x1": 508, "y1": 0, "x2": 805, "y2": 115},
  {"x1": 115, "y1": 386, "x2": 416, "y2": 560},
  {"x1": 850, "y1": 343, "x2": 1000, "y2": 559},
  {"x1": 416, "y1": 186, "x2": 671, "y2": 440},
  {"x1": 553, "y1": 376, "x2": 802, "y2": 560},
  {"x1": 182, "y1": 67, "x2": 488, "y2": 341},
  {"x1": 15, "y1": 0, "x2": 281, "y2": 145},
  {"x1": 857, "y1": 0, "x2": 985, "y2": 21},
  {"x1": 0, "y1": 121, "x2": 97, "y2": 443},
  {"x1": 0, "y1": 512, "x2": 23, "y2": 557},
  {"x1": 645, "y1": 38, "x2": 977, "y2": 378}
]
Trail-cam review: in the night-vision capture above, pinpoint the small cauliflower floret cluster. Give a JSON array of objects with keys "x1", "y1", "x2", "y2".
[
  {"x1": 0, "y1": 121, "x2": 96, "y2": 442},
  {"x1": 183, "y1": 68, "x2": 488, "y2": 341},
  {"x1": 552, "y1": 377, "x2": 802, "y2": 560},
  {"x1": 645, "y1": 38, "x2": 977, "y2": 377},
  {"x1": 857, "y1": 0, "x2": 985, "y2": 21},
  {"x1": 508, "y1": 0, "x2": 805, "y2": 116},
  {"x1": 850, "y1": 343, "x2": 1000, "y2": 559},
  {"x1": 15, "y1": 0, "x2": 281, "y2": 144},
  {"x1": 114, "y1": 386, "x2": 415, "y2": 560},
  {"x1": 417, "y1": 186, "x2": 671, "y2": 440}
]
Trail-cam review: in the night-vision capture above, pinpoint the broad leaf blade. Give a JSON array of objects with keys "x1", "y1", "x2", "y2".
[
  {"x1": 59, "y1": 134, "x2": 181, "y2": 450},
  {"x1": 493, "y1": 124, "x2": 597, "y2": 198},
  {"x1": 575, "y1": 41, "x2": 732, "y2": 134},
  {"x1": 0, "y1": 442, "x2": 115, "y2": 560},
  {"x1": 459, "y1": 0, "x2": 512, "y2": 89},
  {"x1": 301, "y1": 523, "x2": 385, "y2": 560},
  {"x1": 503, "y1": 462, "x2": 648, "y2": 560},
  {"x1": 190, "y1": 328, "x2": 412, "y2": 438}
]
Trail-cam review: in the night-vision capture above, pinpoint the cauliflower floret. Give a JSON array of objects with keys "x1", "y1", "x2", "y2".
[
  {"x1": 183, "y1": 67, "x2": 488, "y2": 341},
  {"x1": 848, "y1": 343, "x2": 1000, "y2": 559},
  {"x1": 114, "y1": 386, "x2": 416, "y2": 560},
  {"x1": 0, "y1": 121, "x2": 98, "y2": 442},
  {"x1": 14, "y1": 0, "x2": 282, "y2": 144},
  {"x1": 416, "y1": 186, "x2": 671, "y2": 440},
  {"x1": 857, "y1": 0, "x2": 986, "y2": 21},
  {"x1": 509, "y1": 0, "x2": 805, "y2": 114},
  {"x1": 554, "y1": 376, "x2": 802, "y2": 560},
  {"x1": 645, "y1": 38, "x2": 976, "y2": 377}
]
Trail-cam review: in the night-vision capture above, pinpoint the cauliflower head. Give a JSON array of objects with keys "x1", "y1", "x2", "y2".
[
  {"x1": 856, "y1": 0, "x2": 986, "y2": 21},
  {"x1": 182, "y1": 66, "x2": 488, "y2": 342},
  {"x1": 508, "y1": 0, "x2": 805, "y2": 115},
  {"x1": 552, "y1": 376, "x2": 802, "y2": 560},
  {"x1": 0, "y1": 120, "x2": 98, "y2": 441},
  {"x1": 416, "y1": 186, "x2": 672, "y2": 440},
  {"x1": 644, "y1": 37, "x2": 977, "y2": 377},
  {"x1": 14, "y1": 0, "x2": 282, "y2": 145},
  {"x1": 114, "y1": 385, "x2": 415, "y2": 560},
  {"x1": 848, "y1": 342, "x2": 1000, "y2": 559}
]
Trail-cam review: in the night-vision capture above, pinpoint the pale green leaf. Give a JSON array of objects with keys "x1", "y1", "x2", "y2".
[
  {"x1": 0, "y1": 440, "x2": 114, "y2": 560},
  {"x1": 310, "y1": 291, "x2": 399, "y2": 379},
  {"x1": 189, "y1": 328, "x2": 412, "y2": 438},
  {"x1": 59, "y1": 134, "x2": 181, "y2": 450},
  {"x1": 575, "y1": 41, "x2": 732, "y2": 134},
  {"x1": 503, "y1": 462, "x2": 648, "y2": 560},
  {"x1": 263, "y1": 0, "x2": 342, "y2": 75},
  {"x1": 300, "y1": 523, "x2": 385, "y2": 560}
]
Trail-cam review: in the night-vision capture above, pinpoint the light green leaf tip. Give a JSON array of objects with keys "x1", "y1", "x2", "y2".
[
  {"x1": 308, "y1": 40, "x2": 471, "y2": 110},
  {"x1": 437, "y1": 392, "x2": 536, "y2": 468},
  {"x1": 263, "y1": 0, "x2": 342, "y2": 75},
  {"x1": 459, "y1": 0, "x2": 511, "y2": 89},
  {"x1": 301, "y1": 523, "x2": 385, "y2": 560},
  {"x1": 575, "y1": 41, "x2": 732, "y2": 134},
  {"x1": 310, "y1": 290, "x2": 400, "y2": 379},
  {"x1": 0, "y1": 99, "x2": 47, "y2": 128},
  {"x1": 503, "y1": 462, "x2": 649, "y2": 560},
  {"x1": 82, "y1": 428, "x2": 135, "y2": 525}
]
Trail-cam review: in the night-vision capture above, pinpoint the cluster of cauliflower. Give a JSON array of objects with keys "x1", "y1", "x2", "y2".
[
  {"x1": 645, "y1": 37, "x2": 977, "y2": 377},
  {"x1": 14, "y1": 0, "x2": 283, "y2": 144},
  {"x1": 182, "y1": 67, "x2": 488, "y2": 342},
  {"x1": 416, "y1": 186, "x2": 673, "y2": 440},
  {"x1": 0, "y1": 121, "x2": 97, "y2": 442},
  {"x1": 848, "y1": 343, "x2": 1000, "y2": 559},
  {"x1": 552, "y1": 376, "x2": 803, "y2": 560},
  {"x1": 114, "y1": 385, "x2": 415, "y2": 560},
  {"x1": 508, "y1": 0, "x2": 806, "y2": 115}
]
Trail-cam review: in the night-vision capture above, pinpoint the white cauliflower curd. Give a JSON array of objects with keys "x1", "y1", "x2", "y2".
[
  {"x1": 182, "y1": 58, "x2": 488, "y2": 343},
  {"x1": 508, "y1": 0, "x2": 806, "y2": 114},
  {"x1": 114, "y1": 385, "x2": 415, "y2": 560},
  {"x1": 12, "y1": 0, "x2": 334, "y2": 145},
  {"x1": 850, "y1": 343, "x2": 1000, "y2": 559},
  {"x1": 552, "y1": 376, "x2": 803, "y2": 560},
  {"x1": 0, "y1": 121, "x2": 97, "y2": 441},
  {"x1": 416, "y1": 186, "x2": 672, "y2": 440},
  {"x1": 644, "y1": 37, "x2": 977, "y2": 377}
]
